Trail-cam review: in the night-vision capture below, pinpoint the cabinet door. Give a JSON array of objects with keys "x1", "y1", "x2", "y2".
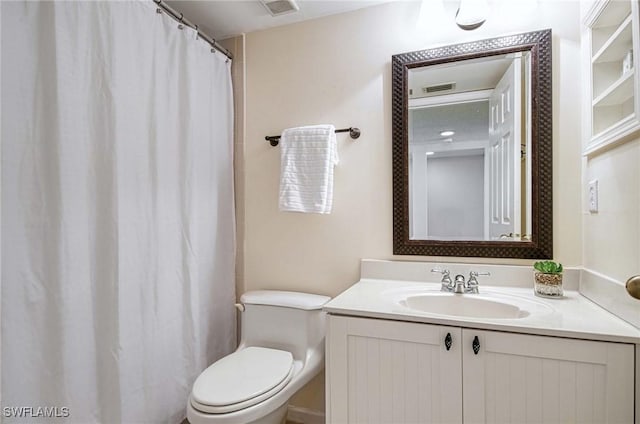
[
  {"x1": 326, "y1": 315, "x2": 462, "y2": 424},
  {"x1": 462, "y1": 329, "x2": 635, "y2": 424}
]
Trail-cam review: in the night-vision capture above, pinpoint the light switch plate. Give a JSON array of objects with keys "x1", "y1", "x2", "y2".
[{"x1": 588, "y1": 179, "x2": 598, "y2": 213}]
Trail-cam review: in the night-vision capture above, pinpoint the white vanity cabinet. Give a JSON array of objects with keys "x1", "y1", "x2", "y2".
[{"x1": 326, "y1": 315, "x2": 635, "y2": 424}]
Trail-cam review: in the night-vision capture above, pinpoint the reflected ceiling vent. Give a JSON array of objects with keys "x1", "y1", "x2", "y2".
[
  {"x1": 260, "y1": 0, "x2": 299, "y2": 16},
  {"x1": 423, "y1": 82, "x2": 456, "y2": 94}
]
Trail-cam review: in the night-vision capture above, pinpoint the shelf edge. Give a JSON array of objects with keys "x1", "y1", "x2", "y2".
[
  {"x1": 591, "y1": 14, "x2": 633, "y2": 63},
  {"x1": 592, "y1": 69, "x2": 635, "y2": 107},
  {"x1": 584, "y1": 114, "x2": 640, "y2": 157}
]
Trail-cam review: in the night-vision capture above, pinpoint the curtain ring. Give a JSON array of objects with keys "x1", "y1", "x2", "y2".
[{"x1": 178, "y1": 13, "x2": 184, "y2": 30}]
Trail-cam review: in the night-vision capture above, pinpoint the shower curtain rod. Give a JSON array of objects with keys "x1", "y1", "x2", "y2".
[{"x1": 153, "y1": 0, "x2": 233, "y2": 61}]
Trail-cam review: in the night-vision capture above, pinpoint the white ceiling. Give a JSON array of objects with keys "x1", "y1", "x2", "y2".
[{"x1": 165, "y1": 0, "x2": 393, "y2": 40}]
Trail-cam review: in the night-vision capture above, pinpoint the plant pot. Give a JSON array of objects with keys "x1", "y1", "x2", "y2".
[{"x1": 534, "y1": 272, "x2": 563, "y2": 298}]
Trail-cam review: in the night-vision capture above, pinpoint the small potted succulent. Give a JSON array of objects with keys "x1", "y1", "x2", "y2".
[{"x1": 533, "y1": 260, "x2": 564, "y2": 298}]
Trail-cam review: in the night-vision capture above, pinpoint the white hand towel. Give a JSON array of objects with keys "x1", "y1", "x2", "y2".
[{"x1": 279, "y1": 124, "x2": 339, "y2": 214}]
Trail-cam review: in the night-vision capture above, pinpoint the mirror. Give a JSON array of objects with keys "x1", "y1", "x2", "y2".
[
  {"x1": 408, "y1": 53, "x2": 531, "y2": 242},
  {"x1": 392, "y1": 30, "x2": 552, "y2": 258}
]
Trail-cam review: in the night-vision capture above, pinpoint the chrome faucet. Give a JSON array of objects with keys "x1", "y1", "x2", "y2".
[
  {"x1": 452, "y1": 274, "x2": 467, "y2": 293},
  {"x1": 432, "y1": 269, "x2": 491, "y2": 294}
]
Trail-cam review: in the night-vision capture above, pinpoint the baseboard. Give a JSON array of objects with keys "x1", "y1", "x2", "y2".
[{"x1": 287, "y1": 405, "x2": 325, "y2": 424}]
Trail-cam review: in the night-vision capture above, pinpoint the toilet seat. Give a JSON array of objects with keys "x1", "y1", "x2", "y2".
[{"x1": 191, "y1": 347, "x2": 294, "y2": 414}]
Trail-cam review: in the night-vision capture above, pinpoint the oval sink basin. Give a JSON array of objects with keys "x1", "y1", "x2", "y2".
[
  {"x1": 402, "y1": 294, "x2": 527, "y2": 319},
  {"x1": 390, "y1": 289, "x2": 554, "y2": 320}
]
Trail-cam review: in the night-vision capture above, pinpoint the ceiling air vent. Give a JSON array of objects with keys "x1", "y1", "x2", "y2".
[
  {"x1": 260, "y1": 0, "x2": 299, "y2": 17},
  {"x1": 423, "y1": 82, "x2": 456, "y2": 94}
]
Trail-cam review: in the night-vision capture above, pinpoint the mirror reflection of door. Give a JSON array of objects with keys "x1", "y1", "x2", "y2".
[
  {"x1": 489, "y1": 58, "x2": 521, "y2": 240},
  {"x1": 408, "y1": 52, "x2": 531, "y2": 242}
]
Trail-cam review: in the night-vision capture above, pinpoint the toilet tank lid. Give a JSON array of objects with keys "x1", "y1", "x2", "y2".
[{"x1": 241, "y1": 290, "x2": 331, "y2": 310}]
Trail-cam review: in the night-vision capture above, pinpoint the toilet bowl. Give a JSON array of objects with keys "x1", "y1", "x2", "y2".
[{"x1": 187, "y1": 290, "x2": 330, "y2": 424}]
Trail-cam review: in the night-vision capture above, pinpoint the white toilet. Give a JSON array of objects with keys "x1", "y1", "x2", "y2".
[{"x1": 187, "y1": 290, "x2": 330, "y2": 424}]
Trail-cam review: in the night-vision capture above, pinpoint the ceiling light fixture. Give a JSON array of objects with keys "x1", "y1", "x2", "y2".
[
  {"x1": 426, "y1": 151, "x2": 435, "y2": 156},
  {"x1": 440, "y1": 130, "x2": 455, "y2": 137},
  {"x1": 455, "y1": 0, "x2": 489, "y2": 31}
]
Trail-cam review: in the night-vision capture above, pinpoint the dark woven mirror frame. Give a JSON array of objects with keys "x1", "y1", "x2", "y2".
[{"x1": 392, "y1": 29, "x2": 552, "y2": 258}]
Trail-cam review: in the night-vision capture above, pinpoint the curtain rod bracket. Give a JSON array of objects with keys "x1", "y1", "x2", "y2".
[{"x1": 153, "y1": 0, "x2": 233, "y2": 60}]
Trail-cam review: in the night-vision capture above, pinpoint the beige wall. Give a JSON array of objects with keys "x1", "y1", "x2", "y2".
[
  {"x1": 583, "y1": 138, "x2": 640, "y2": 282},
  {"x1": 242, "y1": 1, "x2": 583, "y2": 299},
  {"x1": 239, "y1": 2, "x2": 583, "y2": 411}
]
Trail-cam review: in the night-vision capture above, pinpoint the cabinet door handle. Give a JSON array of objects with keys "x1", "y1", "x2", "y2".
[
  {"x1": 472, "y1": 336, "x2": 480, "y2": 354},
  {"x1": 444, "y1": 332, "x2": 452, "y2": 351}
]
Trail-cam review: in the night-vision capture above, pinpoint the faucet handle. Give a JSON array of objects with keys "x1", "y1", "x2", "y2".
[
  {"x1": 467, "y1": 271, "x2": 490, "y2": 294},
  {"x1": 432, "y1": 268, "x2": 452, "y2": 290},
  {"x1": 431, "y1": 268, "x2": 451, "y2": 281},
  {"x1": 469, "y1": 271, "x2": 490, "y2": 278}
]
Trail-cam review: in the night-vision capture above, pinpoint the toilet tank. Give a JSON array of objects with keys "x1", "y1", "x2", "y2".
[{"x1": 238, "y1": 291, "x2": 331, "y2": 361}]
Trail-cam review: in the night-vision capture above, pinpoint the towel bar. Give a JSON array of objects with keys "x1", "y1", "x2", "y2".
[{"x1": 265, "y1": 127, "x2": 361, "y2": 147}]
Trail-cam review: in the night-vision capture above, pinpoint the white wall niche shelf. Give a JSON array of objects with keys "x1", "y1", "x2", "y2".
[
  {"x1": 592, "y1": 14, "x2": 632, "y2": 64},
  {"x1": 583, "y1": 0, "x2": 640, "y2": 157},
  {"x1": 592, "y1": 68, "x2": 634, "y2": 106}
]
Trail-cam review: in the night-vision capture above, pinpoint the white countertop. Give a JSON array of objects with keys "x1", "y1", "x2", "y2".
[{"x1": 323, "y1": 278, "x2": 640, "y2": 344}]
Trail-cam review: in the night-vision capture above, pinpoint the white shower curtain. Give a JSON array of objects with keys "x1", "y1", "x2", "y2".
[{"x1": 1, "y1": 1, "x2": 236, "y2": 423}]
